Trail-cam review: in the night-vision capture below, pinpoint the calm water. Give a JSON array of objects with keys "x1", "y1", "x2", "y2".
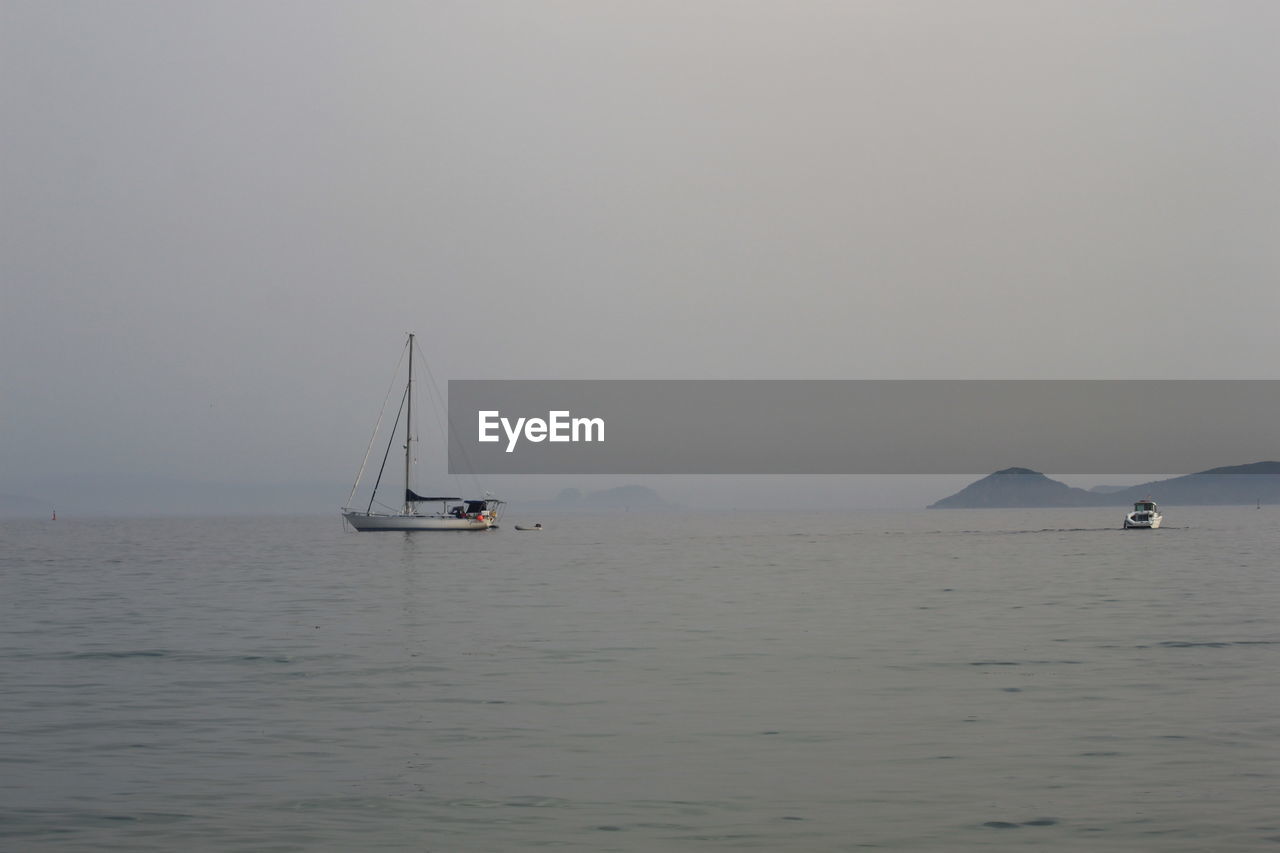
[{"x1": 2, "y1": 507, "x2": 1279, "y2": 851}]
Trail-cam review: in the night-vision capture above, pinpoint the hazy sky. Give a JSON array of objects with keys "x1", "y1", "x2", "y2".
[{"x1": 2, "y1": 1, "x2": 1277, "y2": 502}]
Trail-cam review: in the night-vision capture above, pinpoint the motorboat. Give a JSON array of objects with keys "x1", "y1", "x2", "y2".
[{"x1": 1123, "y1": 498, "x2": 1162, "y2": 529}]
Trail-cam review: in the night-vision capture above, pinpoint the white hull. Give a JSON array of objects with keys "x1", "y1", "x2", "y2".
[
  {"x1": 1124, "y1": 513, "x2": 1162, "y2": 529},
  {"x1": 342, "y1": 511, "x2": 496, "y2": 531}
]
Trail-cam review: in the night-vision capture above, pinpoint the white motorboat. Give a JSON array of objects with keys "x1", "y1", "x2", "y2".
[
  {"x1": 1123, "y1": 498, "x2": 1162, "y2": 529},
  {"x1": 342, "y1": 334, "x2": 503, "y2": 531}
]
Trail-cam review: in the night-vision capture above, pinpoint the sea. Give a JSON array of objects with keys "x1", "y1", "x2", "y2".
[{"x1": 2, "y1": 506, "x2": 1278, "y2": 852}]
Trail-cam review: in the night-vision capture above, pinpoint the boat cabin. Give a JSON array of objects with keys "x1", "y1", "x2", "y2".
[
  {"x1": 1129, "y1": 499, "x2": 1160, "y2": 523},
  {"x1": 449, "y1": 499, "x2": 492, "y2": 519}
]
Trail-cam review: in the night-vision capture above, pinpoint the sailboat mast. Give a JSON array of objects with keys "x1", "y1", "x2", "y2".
[{"x1": 404, "y1": 333, "x2": 414, "y2": 514}]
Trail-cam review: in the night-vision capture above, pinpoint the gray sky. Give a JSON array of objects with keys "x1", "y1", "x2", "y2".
[{"x1": 2, "y1": 2, "x2": 1278, "y2": 505}]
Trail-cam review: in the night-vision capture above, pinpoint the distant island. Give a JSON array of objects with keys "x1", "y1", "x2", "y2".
[{"x1": 929, "y1": 461, "x2": 1280, "y2": 508}]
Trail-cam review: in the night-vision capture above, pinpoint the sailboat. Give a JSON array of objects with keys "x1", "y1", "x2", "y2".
[{"x1": 342, "y1": 334, "x2": 503, "y2": 531}]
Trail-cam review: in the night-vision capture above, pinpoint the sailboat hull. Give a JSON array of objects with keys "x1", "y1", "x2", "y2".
[{"x1": 342, "y1": 511, "x2": 495, "y2": 531}]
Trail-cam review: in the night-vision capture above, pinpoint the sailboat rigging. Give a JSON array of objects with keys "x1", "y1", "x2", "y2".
[{"x1": 342, "y1": 333, "x2": 503, "y2": 531}]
